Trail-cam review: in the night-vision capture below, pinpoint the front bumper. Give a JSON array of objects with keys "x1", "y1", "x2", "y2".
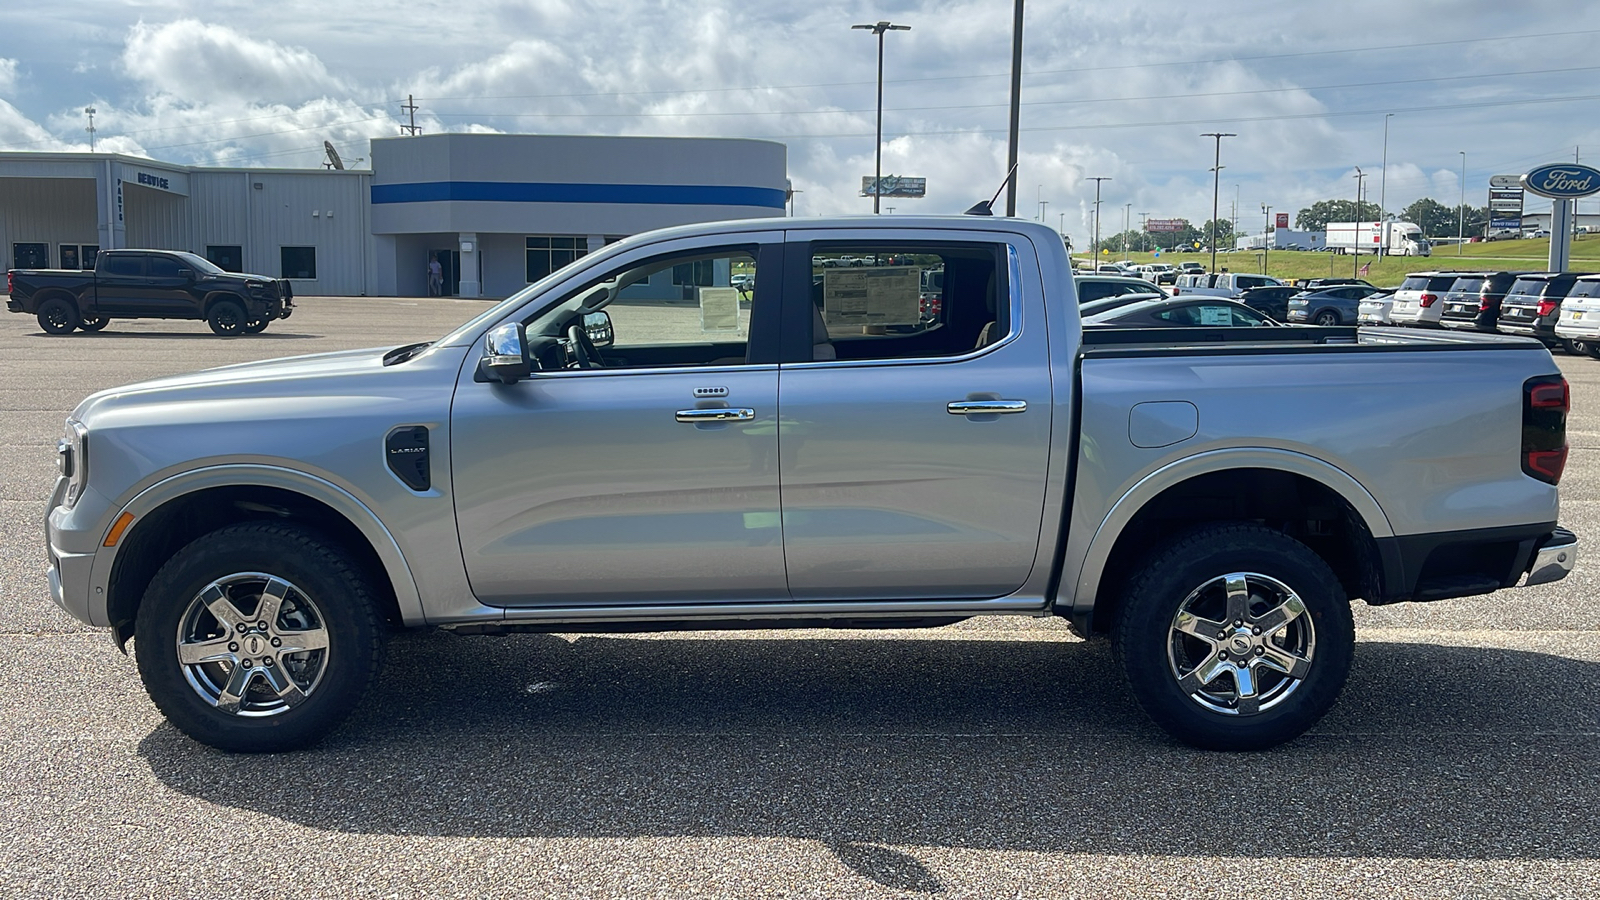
[{"x1": 1523, "y1": 527, "x2": 1577, "y2": 587}]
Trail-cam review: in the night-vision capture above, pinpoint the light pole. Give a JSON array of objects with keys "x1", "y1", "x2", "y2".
[
  {"x1": 1353, "y1": 167, "x2": 1367, "y2": 278},
  {"x1": 1122, "y1": 203, "x2": 1131, "y2": 259},
  {"x1": 852, "y1": 20, "x2": 911, "y2": 214},
  {"x1": 1202, "y1": 132, "x2": 1236, "y2": 273},
  {"x1": 85, "y1": 107, "x2": 96, "y2": 152},
  {"x1": 1458, "y1": 150, "x2": 1466, "y2": 256},
  {"x1": 1262, "y1": 203, "x2": 1272, "y2": 275},
  {"x1": 1379, "y1": 112, "x2": 1394, "y2": 256},
  {"x1": 1087, "y1": 176, "x2": 1110, "y2": 259},
  {"x1": 1139, "y1": 211, "x2": 1149, "y2": 252},
  {"x1": 1038, "y1": 184, "x2": 1047, "y2": 222}
]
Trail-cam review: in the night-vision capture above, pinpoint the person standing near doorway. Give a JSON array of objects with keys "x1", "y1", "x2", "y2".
[{"x1": 428, "y1": 253, "x2": 443, "y2": 296}]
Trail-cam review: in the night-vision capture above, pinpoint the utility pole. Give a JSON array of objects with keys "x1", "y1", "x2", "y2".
[
  {"x1": 1122, "y1": 203, "x2": 1131, "y2": 259},
  {"x1": 1087, "y1": 176, "x2": 1111, "y2": 259},
  {"x1": 84, "y1": 107, "x2": 96, "y2": 152},
  {"x1": 1037, "y1": 184, "x2": 1047, "y2": 222},
  {"x1": 1353, "y1": 168, "x2": 1367, "y2": 278},
  {"x1": 1140, "y1": 211, "x2": 1149, "y2": 252},
  {"x1": 400, "y1": 95, "x2": 421, "y2": 136},
  {"x1": 1202, "y1": 132, "x2": 1236, "y2": 273},
  {"x1": 1458, "y1": 150, "x2": 1467, "y2": 256},
  {"x1": 1004, "y1": 0, "x2": 1025, "y2": 216}
]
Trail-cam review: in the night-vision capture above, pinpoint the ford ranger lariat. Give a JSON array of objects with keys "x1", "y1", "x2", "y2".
[{"x1": 43, "y1": 216, "x2": 1576, "y2": 752}]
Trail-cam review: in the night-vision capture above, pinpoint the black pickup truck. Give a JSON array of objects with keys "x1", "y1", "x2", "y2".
[{"x1": 6, "y1": 249, "x2": 293, "y2": 335}]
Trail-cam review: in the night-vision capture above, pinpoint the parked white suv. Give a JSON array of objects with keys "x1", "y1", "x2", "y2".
[
  {"x1": 1554, "y1": 275, "x2": 1600, "y2": 358},
  {"x1": 1388, "y1": 271, "x2": 1470, "y2": 327}
]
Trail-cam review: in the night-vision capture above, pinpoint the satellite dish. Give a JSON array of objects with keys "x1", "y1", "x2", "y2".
[{"x1": 323, "y1": 141, "x2": 345, "y2": 170}]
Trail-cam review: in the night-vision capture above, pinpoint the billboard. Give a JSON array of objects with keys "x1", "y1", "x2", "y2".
[
  {"x1": 1145, "y1": 218, "x2": 1188, "y2": 233},
  {"x1": 861, "y1": 175, "x2": 927, "y2": 198}
]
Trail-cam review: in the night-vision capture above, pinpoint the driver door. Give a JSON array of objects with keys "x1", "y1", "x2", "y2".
[{"x1": 451, "y1": 236, "x2": 789, "y2": 608}]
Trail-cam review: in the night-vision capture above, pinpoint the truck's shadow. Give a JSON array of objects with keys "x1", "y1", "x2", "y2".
[{"x1": 138, "y1": 635, "x2": 1600, "y2": 868}]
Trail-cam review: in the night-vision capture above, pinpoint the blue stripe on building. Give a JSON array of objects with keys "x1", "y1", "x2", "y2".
[{"x1": 372, "y1": 181, "x2": 787, "y2": 208}]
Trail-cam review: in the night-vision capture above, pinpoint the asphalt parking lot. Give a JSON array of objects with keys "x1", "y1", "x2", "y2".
[{"x1": 3, "y1": 298, "x2": 1599, "y2": 899}]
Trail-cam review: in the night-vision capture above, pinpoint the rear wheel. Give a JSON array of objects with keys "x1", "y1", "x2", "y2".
[
  {"x1": 1313, "y1": 310, "x2": 1339, "y2": 327},
  {"x1": 78, "y1": 315, "x2": 109, "y2": 332},
  {"x1": 36, "y1": 298, "x2": 79, "y2": 334},
  {"x1": 1584, "y1": 343, "x2": 1600, "y2": 360},
  {"x1": 1563, "y1": 339, "x2": 1590, "y2": 356},
  {"x1": 133, "y1": 523, "x2": 385, "y2": 752},
  {"x1": 207, "y1": 299, "x2": 247, "y2": 336},
  {"x1": 1113, "y1": 523, "x2": 1354, "y2": 751}
]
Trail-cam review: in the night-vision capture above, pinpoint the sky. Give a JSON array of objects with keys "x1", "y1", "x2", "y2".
[{"x1": 2, "y1": 0, "x2": 1599, "y2": 245}]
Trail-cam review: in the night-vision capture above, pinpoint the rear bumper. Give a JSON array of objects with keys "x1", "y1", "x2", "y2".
[
  {"x1": 6, "y1": 296, "x2": 20, "y2": 313},
  {"x1": 1523, "y1": 527, "x2": 1577, "y2": 587},
  {"x1": 1374, "y1": 523, "x2": 1576, "y2": 604},
  {"x1": 1554, "y1": 319, "x2": 1600, "y2": 340}
]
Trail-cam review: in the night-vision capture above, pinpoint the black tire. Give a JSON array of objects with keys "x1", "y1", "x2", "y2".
[
  {"x1": 1313, "y1": 310, "x2": 1339, "y2": 327},
  {"x1": 1584, "y1": 342, "x2": 1600, "y2": 361},
  {"x1": 1113, "y1": 523, "x2": 1354, "y2": 751},
  {"x1": 36, "y1": 297, "x2": 79, "y2": 334},
  {"x1": 78, "y1": 315, "x2": 109, "y2": 332},
  {"x1": 242, "y1": 318, "x2": 269, "y2": 334},
  {"x1": 1563, "y1": 339, "x2": 1589, "y2": 357},
  {"x1": 133, "y1": 523, "x2": 384, "y2": 752},
  {"x1": 207, "y1": 298, "x2": 247, "y2": 336}
]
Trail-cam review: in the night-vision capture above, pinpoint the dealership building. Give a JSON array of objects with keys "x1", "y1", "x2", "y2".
[{"x1": 0, "y1": 134, "x2": 788, "y2": 297}]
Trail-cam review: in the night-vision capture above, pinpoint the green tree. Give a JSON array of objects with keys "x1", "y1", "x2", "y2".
[
  {"x1": 1203, "y1": 219, "x2": 1234, "y2": 247},
  {"x1": 1295, "y1": 199, "x2": 1383, "y2": 232},
  {"x1": 1401, "y1": 198, "x2": 1456, "y2": 237}
]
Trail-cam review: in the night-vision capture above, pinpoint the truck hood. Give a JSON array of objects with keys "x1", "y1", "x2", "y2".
[{"x1": 71, "y1": 344, "x2": 430, "y2": 422}]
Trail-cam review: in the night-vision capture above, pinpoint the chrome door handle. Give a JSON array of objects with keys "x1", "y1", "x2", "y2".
[
  {"x1": 947, "y1": 400, "x2": 1027, "y2": 415},
  {"x1": 676, "y1": 407, "x2": 756, "y2": 423}
]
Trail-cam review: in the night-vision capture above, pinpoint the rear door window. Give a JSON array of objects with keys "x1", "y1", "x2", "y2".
[{"x1": 100, "y1": 256, "x2": 144, "y2": 277}]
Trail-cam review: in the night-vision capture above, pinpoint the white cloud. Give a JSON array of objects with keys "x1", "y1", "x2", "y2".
[
  {"x1": 121, "y1": 19, "x2": 349, "y2": 105},
  {"x1": 0, "y1": 59, "x2": 17, "y2": 95}
]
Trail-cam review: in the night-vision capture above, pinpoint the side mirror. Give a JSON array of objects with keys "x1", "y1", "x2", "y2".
[
  {"x1": 177, "y1": 268, "x2": 193, "y2": 280},
  {"x1": 482, "y1": 322, "x2": 532, "y2": 384},
  {"x1": 582, "y1": 311, "x2": 614, "y2": 348}
]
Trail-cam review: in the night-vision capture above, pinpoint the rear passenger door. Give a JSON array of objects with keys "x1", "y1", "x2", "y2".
[
  {"x1": 774, "y1": 230, "x2": 1056, "y2": 602},
  {"x1": 92, "y1": 255, "x2": 148, "y2": 316}
]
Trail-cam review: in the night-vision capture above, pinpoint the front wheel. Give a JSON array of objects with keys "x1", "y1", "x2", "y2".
[
  {"x1": 207, "y1": 299, "x2": 247, "y2": 336},
  {"x1": 1113, "y1": 523, "x2": 1354, "y2": 751},
  {"x1": 134, "y1": 523, "x2": 384, "y2": 752}
]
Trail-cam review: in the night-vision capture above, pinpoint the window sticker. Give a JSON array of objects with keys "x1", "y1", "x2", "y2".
[
  {"x1": 1199, "y1": 305, "x2": 1231, "y2": 326},
  {"x1": 699, "y1": 286, "x2": 740, "y2": 332},
  {"x1": 823, "y1": 267, "x2": 921, "y2": 327}
]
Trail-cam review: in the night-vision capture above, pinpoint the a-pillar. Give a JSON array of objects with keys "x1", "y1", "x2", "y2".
[{"x1": 457, "y1": 232, "x2": 480, "y2": 297}]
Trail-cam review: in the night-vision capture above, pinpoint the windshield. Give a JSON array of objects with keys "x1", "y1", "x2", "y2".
[
  {"x1": 171, "y1": 251, "x2": 225, "y2": 275},
  {"x1": 433, "y1": 236, "x2": 643, "y2": 346}
]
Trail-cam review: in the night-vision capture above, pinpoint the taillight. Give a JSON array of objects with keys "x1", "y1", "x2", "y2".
[
  {"x1": 1523, "y1": 375, "x2": 1569, "y2": 484},
  {"x1": 1479, "y1": 294, "x2": 1492, "y2": 312},
  {"x1": 1420, "y1": 292, "x2": 1438, "y2": 307},
  {"x1": 5, "y1": 270, "x2": 12, "y2": 294},
  {"x1": 1536, "y1": 299, "x2": 1558, "y2": 318}
]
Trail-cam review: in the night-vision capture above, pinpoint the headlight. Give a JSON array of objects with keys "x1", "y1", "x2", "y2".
[{"x1": 58, "y1": 418, "x2": 87, "y2": 508}]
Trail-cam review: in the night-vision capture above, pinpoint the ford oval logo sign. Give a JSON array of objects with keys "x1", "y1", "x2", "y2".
[{"x1": 1522, "y1": 163, "x2": 1600, "y2": 199}]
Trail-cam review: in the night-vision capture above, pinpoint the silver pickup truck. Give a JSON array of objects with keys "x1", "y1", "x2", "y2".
[{"x1": 44, "y1": 216, "x2": 1577, "y2": 753}]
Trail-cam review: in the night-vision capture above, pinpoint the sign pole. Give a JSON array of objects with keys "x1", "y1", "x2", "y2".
[{"x1": 1551, "y1": 199, "x2": 1573, "y2": 272}]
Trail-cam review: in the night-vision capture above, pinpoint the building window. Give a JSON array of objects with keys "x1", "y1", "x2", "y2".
[
  {"x1": 281, "y1": 246, "x2": 317, "y2": 280},
  {"x1": 672, "y1": 260, "x2": 717, "y2": 286},
  {"x1": 82, "y1": 245, "x2": 99, "y2": 268},
  {"x1": 12, "y1": 243, "x2": 48, "y2": 269},
  {"x1": 207, "y1": 245, "x2": 243, "y2": 272},
  {"x1": 526, "y1": 236, "x2": 587, "y2": 283},
  {"x1": 59, "y1": 245, "x2": 81, "y2": 270}
]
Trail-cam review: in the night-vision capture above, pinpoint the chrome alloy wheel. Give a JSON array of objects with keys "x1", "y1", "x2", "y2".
[
  {"x1": 174, "y1": 572, "x2": 330, "y2": 716},
  {"x1": 1166, "y1": 572, "x2": 1316, "y2": 716}
]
